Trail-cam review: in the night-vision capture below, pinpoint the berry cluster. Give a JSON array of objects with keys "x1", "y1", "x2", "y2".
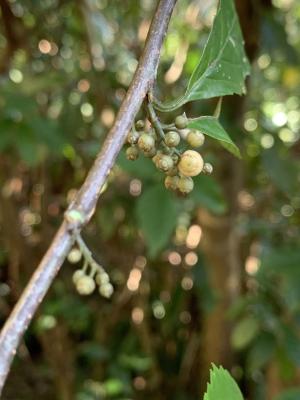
[{"x1": 125, "y1": 111, "x2": 213, "y2": 194}]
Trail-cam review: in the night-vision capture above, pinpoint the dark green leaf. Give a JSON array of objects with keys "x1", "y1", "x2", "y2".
[
  {"x1": 188, "y1": 117, "x2": 241, "y2": 158},
  {"x1": 136, "y1": 184, "x2": 178, "y2": 258},
  {"x1": 191, "y1": 175, "x2": 228, "y2": 215},
  {"x1": 231, "y1": 316, "x2": 260, "y2": 350},
  {"x1": 155, "y1": 0, "x2": 250, "y2": 111}
]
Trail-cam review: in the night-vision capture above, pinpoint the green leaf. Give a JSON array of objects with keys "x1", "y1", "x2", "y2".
[
  {"x1": 204, "y1": 364, "x2": 244, "y2": 400},
  {"x1": 246, "y1": 333, "x2": 276, "y2": 373},
  {"x1": 231, "y1": 316, "x2": 260, "y2": 350},
  {"x1": 136, "y1": 184, "x2": 178, "y2": 258},
  {"x1": 191, "y1": 175, "x2": 228, "y2": 215},
  {"x1": 188, "y1": 116, "x2": 241, "y2": 158},
  {"x1": 155, "y1": 0, "x2": 250, "y2": 111}
]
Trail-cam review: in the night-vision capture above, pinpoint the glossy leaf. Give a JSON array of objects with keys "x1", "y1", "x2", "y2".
[
  {"x1": 155, "y1": 0, "x2": 250, "y2": 111},
  {"x1": 204, "y1": 364, "x2": 244, "y2": 400},
  {"x1": 188, "y1": 116, "x2": 241, "y2": 158}
]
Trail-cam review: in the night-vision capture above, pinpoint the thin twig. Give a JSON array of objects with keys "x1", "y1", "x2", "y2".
[{"x1": 0, "y1": 0, "x2": 177, "y2": 393}]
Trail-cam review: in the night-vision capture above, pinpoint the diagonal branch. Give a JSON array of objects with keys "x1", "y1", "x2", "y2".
[{"x1": 0, "y1": 0, "x2": 177, "y2": 394}]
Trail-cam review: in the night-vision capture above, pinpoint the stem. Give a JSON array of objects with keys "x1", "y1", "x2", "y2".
[
  {"x1": 146, "y1": 100, "x2": 166, "y2": 142},
  {"x1": 0, "y1": 0, "x2": 177, "y2": 393}
]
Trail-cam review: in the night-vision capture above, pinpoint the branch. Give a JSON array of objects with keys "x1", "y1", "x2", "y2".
[{"x1": 0, "y1": 0, "x2": 177, "y2": 393}]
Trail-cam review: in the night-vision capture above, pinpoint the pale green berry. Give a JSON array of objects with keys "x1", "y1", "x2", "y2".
[
  {"x1": 99, "y1": 283, "x2": 114, "y2": 298},
  {"x1": 186, "y1": 130, "x2": 205, "y2": 148},
  {"x1": 175, "y1": 115, "x2": 188, "y2": 129},
  {"x1": 203, "y1": 162, "x2": 213, "y2": 175},
  {"x1": 72, "y1": 269, "x2": 85, "y2": 285},
  {"x1": 127, "y1": 130, "x2": 140, "y2": 145},
  {"x1": 178, "y1": 176, "x2": 194, "y2": 194},
  {"x1": 178, "y1": 150, "x2": 204, "y2": 177},
  {"x1": 76, "y1": 276, "x2": 96, "y2": 295},
  {"x1": 164, "y1": 175, "x2": 179, "y2": 191},
  {"x1": 156, "y1": 154, "x2": 174, "y2": 172},
  {"x1": 135, "y1": 120, "x2": 145, "y2": 131},
  {"x1": 95, "y1": 272, "x2": 110, "y2": 286},
  {"x1": 126, "y1": 146, "x2": 139, "y2": 161},
  {"x1": 138, "y1": 133, "x2": 155, "y2": 152},
  {"x1": 165, "y1": 131, "x2": 180, "y2": 147}
]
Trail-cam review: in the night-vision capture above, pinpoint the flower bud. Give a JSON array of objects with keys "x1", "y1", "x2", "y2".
[
  {"x1": 178, "y1": 176, "x2": 194, "y2": 194},
  {"x1": 178, "y1": 150, "x2": 204, "y2": 177},
  {"x1": 76, "y1": 276, "x2": 96, "y2": 295},
  {"x1": 165, "y1": 131, "x2": 180, "y2": 147},
  {"x1": 186, "y1": 130, "x2": 205, "y2": 148},
  {"x1": 126, "y1": 146, "x2": 139, "y2": 161},
  {"x1": 138, "y1": 133, "x2": 155, "y2": 152}
]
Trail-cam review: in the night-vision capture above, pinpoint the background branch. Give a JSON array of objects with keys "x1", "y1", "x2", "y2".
[{"x1": 0, "y1": 0, "x2": 177, "y2": 394}]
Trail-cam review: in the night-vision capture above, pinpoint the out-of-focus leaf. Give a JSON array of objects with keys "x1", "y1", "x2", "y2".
[
  {"x1": 274, "y1": 389, "x2": 300, "y2": 400},
  {"x1": 231, "y1": 316, "x2": 260, "y2": 350},
  {"x1": 246, "y1": 333, "x2": 276, "y2": 373},
  {"x1": 117, "y1": 151, "x2": 159, "y2": 180},
  {"x1": 155, "y1": 0, "x2": 250, "y2": 111},
  {"x1": 188, "y1": 116, "x2": 241, "y2": 158},
  {"x1": 136, "y1": 184, "x2": 178, "y2": 258},
  {"x1": 119, "y1": 354, "x2": 152, "y2": 372},
  {"x1": 204, "y1": 364, "x2": 244, "y2": 400},
  {"x1": 191, "y1": 175, "x2": 228, "y2": 215}
]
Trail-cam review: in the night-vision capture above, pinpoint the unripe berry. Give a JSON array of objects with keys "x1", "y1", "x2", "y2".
[
  {"x1": 76, "y1": 275, "x2": 96, "y2": 295},
  {"x1": 178, "y1": 150, "x2": 204, "y2": 177},
  {"x1": 99, "y1": 283, "x2": 114, "y2": 298},
  {"x1": 156, "y1": 154, "x2": 174, "y2": 172},
  {"x1": 127, "y1": 130, "x2": 139, "y2": 145},
  {"x1": 126, "y1": 146, "x2": 139, "y2": 161},
  {"x1": 165, "y1": 131, "x2": 180, "y2": 147},
  {"x1": 72, "y1": 269, "x2": 85, "y2": 285},
  {"x1": 178, "y1": 176, "x2": 194, "y2": 194},
  {"x1": 175, "y1": 114, "x2": 188, "y2": 129},
  {"x1": 203, "y1": 162, "x2": 213, "y2": 175},
  {"x1": 135, "y1": 120, "x2": 145, "y2": 131},
  {"x1": 95, "y1": 272, "x2": 109, "y2": 286},
  {"x1": 166, "y1": 166, "x2": 178, "y2": 176},
  {"x1": 143, "y1": 147, "x2": 157, "y2": 158},
  {"x1": 164, "y1": 175, "x2": 179, "y2": 191},
  {"x1": 138, "y1": 133, "x2": 155, "y2": 152},
  {"x1": 186, "y1": 130, "x2": 205, "y2": 147}
]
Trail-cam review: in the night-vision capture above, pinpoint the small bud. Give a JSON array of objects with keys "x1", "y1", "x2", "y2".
[
  {"x1": 95, "y1": 272, "x2": 110, "y2": 286},
  {"x1": 138, "y1": 133, "x2": 155, "y2": 152},
  {"x1": 178, "y1": 150, "x2": 204, "y2": 177},
  {"x1": 65, "y1": 209, "x2": 85, "y2": 225},
  {"x1": 203, "y1": 162, "x2": 213, "y2": 175},
  {"x1": 165, "y1": 131, "x2": 180, "y2": 147},
  {"x1": 143, "y1": 147, "x2": 157, "y2": 158},
  {"x1": 126, "y1": 146, "x2": 139, "y2": 161},
  {"x1": 127, "y1": 130, "x2": 140, "y2": 145},
  {"x1": 164, "y1": 175, "x2": 179, "y2": 191},
  {"x1": 175, "y1": 114, "x2": 188, "y2": 129},
  {"x1": 156, "y1": 154, "x2": 174, "y2": 172},
  {"x1": 76, "y1": 276, "x2": 96, "y2": 295},
  {"x1": 72, "y1": 269, "x2": 85, "y2": 285},
  {"x1": 178, "y1": 176, "x2": 194, "y2": 194},
  {"x1": 186, "y1": 130, "x2": 205, "y2": 148},
  {"x1": 135, "y1": 120, "x2": 145, "y2": 131},
  {"x1": 99, "y1": 283, "x2": 114, "y2": 298}
]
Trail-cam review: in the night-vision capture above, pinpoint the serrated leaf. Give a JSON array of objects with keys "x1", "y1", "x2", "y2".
[
  {"x1": 191, "y1": 175, "x2": 228, "y2": 215},
  {"x1": 204, "y1": 364, "x2": 244, "y2": 400},
  {"x1": 188, "y1": 116, "x2": 241, "y2": 158},
  {"x1": 136, "y1": 184, "x2": 178, "y2": 258},
  {"x1": 155, "y1": 0, "x2": 250, "y2": 112}
]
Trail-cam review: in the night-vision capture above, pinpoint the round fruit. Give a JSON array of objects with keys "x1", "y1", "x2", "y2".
[
  {"x1": 186, "y1": 130, "x2": 205, "y2": 148},
  {"x1": 95, "y1": 272, "x2": 110, "y2": 286},
  {"x1": 72, "y1": 269, "x2": 85, "y2": 285},
  {"x1": 178, "y1": 150, "x2": 204, "y2": 177},
  {"x1": 76, "y1": 276, "x2": 96, "y2": 295},
  {"x1": 143, "y1": 147, "x2": 157, "y2": 158},
  {"x1": 165, "y1": 131, "x2": 180, "y2": 147},
  {"x1": 164, "y1": 175, "x2": 179, "y2": 191},
  {"x1": 156, "y1": 154, "x2": 174, "y2": 172},
  {"x1": 99, "y1": 283, "x2": 114, "y2": 298},
  {"x1": 203, "y1": 162, "x2": 213, "y2": 175},
  {"x1": 175, "y1": 114, "x2": 188, "y2": 129},
  {"x1": 127, "y1": 130, "x2": 139, "y2": 145},
  {"x1": 178, "y1": 176, "x2": 194, "y2": 194},
  {"x1": 135, "y1": 120, "x2": 145, "y2": 131},
  {"x1": 138, "y1": 133, "x2": 155, "y2": 152},
  {"x1": 126, "y1": 146, "x2": 139, "y2": 161}
]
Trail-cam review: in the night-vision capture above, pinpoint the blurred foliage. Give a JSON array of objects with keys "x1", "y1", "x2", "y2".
[{"x1": 0, "y1": 0, "x2": 300, "y2": 399}]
